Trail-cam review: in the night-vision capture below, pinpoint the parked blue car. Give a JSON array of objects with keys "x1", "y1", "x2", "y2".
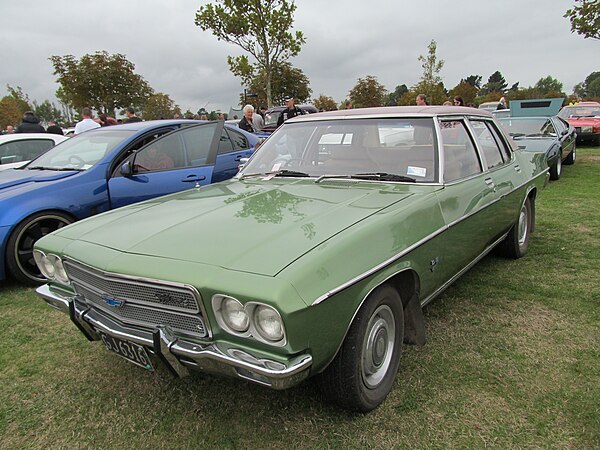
[{"x1": 0, "y1": 120, "x2": 258, "y2": 284}]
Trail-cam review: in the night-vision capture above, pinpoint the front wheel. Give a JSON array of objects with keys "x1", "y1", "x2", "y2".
[
  {"x1": 549, "y1": 153, "x2": 562, "y2": 180},
  {"x1": 317, "y1": 284, "x2": 404, "y2": 412},
  {"x1": 6, "y1": 211, "x2": 74, "y2": 284},
  {"x1": 498, "y1": 197, "x2": 532, "y2": 259}
]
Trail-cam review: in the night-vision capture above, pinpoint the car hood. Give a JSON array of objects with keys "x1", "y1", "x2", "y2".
[
  {"x1": 0, "y1": 168, "x2": 78, "y2": 191},
  {"x1": 566, "y1": 117, "x2": 600, "y2": 126},
  {"x1": 56, "y1": 179, "x2": 415, "y2": 276}
]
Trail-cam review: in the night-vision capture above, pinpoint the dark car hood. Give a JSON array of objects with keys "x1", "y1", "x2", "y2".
[
  {"x1": 0, "y1": 168, "x2": 78, "y2": 192},
  {"x1": 56, "y1": 179, "x2": 415, "y2": 276}
]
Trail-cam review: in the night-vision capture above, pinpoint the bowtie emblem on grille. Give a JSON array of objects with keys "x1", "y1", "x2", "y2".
[{"x1": 102, "y1": 294, "x2": 126, "y2": 308}]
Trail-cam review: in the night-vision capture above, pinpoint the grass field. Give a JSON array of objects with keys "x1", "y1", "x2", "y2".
[{"x1": 1, "y1": 148, "x2": 598, "y2": 449}]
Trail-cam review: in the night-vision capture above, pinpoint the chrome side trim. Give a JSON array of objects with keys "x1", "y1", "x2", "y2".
[
  {"x1": 311, "y1": 172, "x2": 543, "y2": 306},
  {"x1": 311, "y1": 225, "x2": 448, "y2": 306},
  {"x1": 419, "y1": 232, "x2": 509, "y2": 307}
]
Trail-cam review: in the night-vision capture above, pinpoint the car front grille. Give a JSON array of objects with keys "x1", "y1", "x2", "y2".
[{"x1": 64, "y1": 259, "x2": 208, "y2": 338}]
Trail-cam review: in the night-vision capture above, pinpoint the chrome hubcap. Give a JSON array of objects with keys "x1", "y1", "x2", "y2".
[
  {"x1": 517, "y1": 204, "x2": 528, "y2": 247},
  {"x1": 362, "y1": 305, "x2": 395, "y2": 389}
]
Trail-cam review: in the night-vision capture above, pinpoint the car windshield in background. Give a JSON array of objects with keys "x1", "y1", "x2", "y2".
[
  {"x1": 240, "y1": 118, "x2": 437, "y2": 182},
  {"x1": 263, "y1": 110, "x2": 281, "y2": 127},
  {"x1": 498, "y1": 118, "x2": 556, "y2": 138},
  {"x1": 24, "y1": 130, "x2": 135, "y2": 171},
  {"x1": 558, "y1": 106, "x2": 600, "y2": 119}
]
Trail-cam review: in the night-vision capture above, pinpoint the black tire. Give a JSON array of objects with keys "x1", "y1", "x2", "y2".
[
  {"x1": 6, "y1": 211, "x2": 74, "y2": 284},
  {"x1": 317, "y1": 284, "x2": 404, "y2": 412},
  {"x1": 498, "y1": 197, "x2": 532, "y2": 259},
  {"x1": 549, "y1": 153, "x2": 562, "y2": 181},
  {"x1": 564, "y1": 146, "x2": 576, "y2": 165}
]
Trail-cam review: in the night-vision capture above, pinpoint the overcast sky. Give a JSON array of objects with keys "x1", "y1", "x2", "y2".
[{"x1": 0, "y1": 0, "x2": 597, "y2": 114}]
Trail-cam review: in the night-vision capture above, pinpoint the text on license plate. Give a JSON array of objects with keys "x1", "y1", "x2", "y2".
[{"x1": 99, "y1": 332, "x2": 154, "y2": 370}]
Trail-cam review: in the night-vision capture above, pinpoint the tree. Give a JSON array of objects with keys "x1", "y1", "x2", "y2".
[
  {"x1": 348, "y1": 75, "x2": 387, "y2": 108},
  {"x1": 417, "y1": 40, "x2": 445, "y2": 102},
  {"x1": 463, "y1": 75, "x2": 482, "y2": 89},
  {"x1": 143, "y1": 93, "x2": 181, "y2": 120},
  {"x1": 6, "y1": 85, "x2": 32, "y2": 114},
  {"x1": 386, "y1": 84, "x2": 408, "y2": 106},
  {"x1": 564, "y1": 0, "x2": 600, "y2": 40},
  {"x1": 574, "y1": 71, "x2": 600, "y2": 98},
  {"x1": 49, "y1": 51, "x2": 153, "y2": 115},
  {"x1": 313, "y1": 95, "x2": 337, "y2": 111},
  {"x1": 534, "y1": 76, "x2": 564, "y2": 96},
  {"x1": 449, "y1": 81, "x2": 478, "y2": 105},
  {"x1": 0, "y1": 96, "x2": 23, "y2": 129},
  {"x1": 479, "y1": 71, "x2": 508, "y2": 96},
  {"x1": 241, "y1": 61, "x2": 311, "y2": 107},
  {"x1": 195, "y1": 0, "x2": 305, "y2": 107},
  {"x1": 32, "y1": 100, "x2": 63, "y2": 124}
]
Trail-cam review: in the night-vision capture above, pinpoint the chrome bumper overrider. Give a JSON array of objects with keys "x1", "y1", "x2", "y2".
[{"x1": 36, "y1": 284, "x2": 312, "y2": 389}]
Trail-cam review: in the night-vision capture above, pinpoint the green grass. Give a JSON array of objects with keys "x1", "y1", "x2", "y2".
[{"x1": 1, "y1": 148, "x2": 599, "y2": 449}]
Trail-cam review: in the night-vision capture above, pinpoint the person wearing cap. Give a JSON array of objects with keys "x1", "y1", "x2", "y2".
[{"x1": 276, "y1": 96, "x2": 303, "y2": 127}]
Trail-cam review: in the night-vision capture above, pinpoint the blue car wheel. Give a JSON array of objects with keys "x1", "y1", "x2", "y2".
[{"x1": 7, "y1": 211, "x2": 74, "y2": 284}]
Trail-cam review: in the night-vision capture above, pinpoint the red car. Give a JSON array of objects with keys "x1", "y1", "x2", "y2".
[{"x1": 558, "y1": 101, "x2": 600, "y2": 146}]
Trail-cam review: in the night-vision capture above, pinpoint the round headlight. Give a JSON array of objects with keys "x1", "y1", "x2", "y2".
[
  {"x1": 221, "y1": 298, "x2": 249, "y2": 332},
  {"x1": 254, "y1": 305, "x2": 284, "y2": 342},
  {"x1": 48, "y1": 255, "x2": 69, "y2": 284},
  {"x1": 34, "y1": 252, "x2": 55, "y2": 279}
]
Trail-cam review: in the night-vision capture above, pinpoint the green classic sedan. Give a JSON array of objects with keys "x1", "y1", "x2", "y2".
[{"x1": 34, "y1": 106, "x2": 549, "y2": 412}]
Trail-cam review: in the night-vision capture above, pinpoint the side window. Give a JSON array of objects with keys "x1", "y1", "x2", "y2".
[
  {"x1": 226, "y1": 128, "x2": 250, "y2": 151},
  {"x1": 134, "y1": 132, "x2": 185, "y2": 172},
  {"x1": 217, "y1": 129, "x2": 234, "y2": 155},
  {"x1": 113, "y1": 128, "x2": 174, "y2": 172},
  {"x1": 0, "y1": 139, "x2": 54, "y2": 163},
  {"x1": 440, "y1": 120, "x2": 482, "y2": 182},
  {"x1": 183, "y1": 123, "x2": 219, "y2": 166},
  {"x1": 470, "y1": 120, "x2": 504, "y2": 169}
]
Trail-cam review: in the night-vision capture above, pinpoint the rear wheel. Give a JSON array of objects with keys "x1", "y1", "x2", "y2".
[
  {"x1": 317, "y1": 284, "x2": 404, "y2": 412},
  {"x1": 549, "y1": 153, "x2": 562, "y2": 180},
  {"x1": 498, "y1": 197, "x2": 532, "y2": 259},
  {"x1": 564, "y1": 146, "x2": 576, "y2": 165},
  {"x1": 6, "y1": 211, "x2": 74, "y2": 284}
]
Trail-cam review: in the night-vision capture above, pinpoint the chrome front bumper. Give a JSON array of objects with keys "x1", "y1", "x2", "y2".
[{"x1": 36, "y1": 284, "x2": 312, "y2": 390}]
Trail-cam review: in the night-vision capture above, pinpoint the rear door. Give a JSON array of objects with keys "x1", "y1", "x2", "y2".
[
  {"x1": 107, "y1": 122, "x2": 223, "y2": 209},
  {"x1": 212, "y1": 127, "x2": 255, "y2": 182}
]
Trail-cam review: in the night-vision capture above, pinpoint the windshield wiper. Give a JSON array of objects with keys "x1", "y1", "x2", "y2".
[
  {"x1": 525, "y1": 133, "x2": 555, "y2": 138},
  {"x1": 509, "y1": 132, "x2": 526, "y2": 138},
  {"x1": 239, "y1": 169, "x2": 310, "y2": 180},
  {"x1": 27, "y1": 166, "x2": 82, "y2": 171},
  {"x1": 351, "y1": 172, "x2": 416, "y2": 182}
]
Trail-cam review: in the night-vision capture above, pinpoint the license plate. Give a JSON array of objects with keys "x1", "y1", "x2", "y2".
[{"x1": 99, "y1": 332, "x2": 154, "y2": 370}]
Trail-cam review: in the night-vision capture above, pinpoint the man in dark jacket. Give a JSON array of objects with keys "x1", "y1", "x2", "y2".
[
  {"x1": 16, "y1": 112, "x2": 45, "y2": 133},
  {"x1": 276, "y1": 96, "x2": 303, "y2": 127},
  {"x1": 46, "y1": 120, "x2": 64, "y2": 135}
]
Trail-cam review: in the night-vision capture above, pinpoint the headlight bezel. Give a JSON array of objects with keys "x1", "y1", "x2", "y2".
[
  {"x1": 212, "y1": 294, "x2": 287, "y2": 346},
  {"x1": 33, "y1": 250, "x2": 70, "y2": 285}
]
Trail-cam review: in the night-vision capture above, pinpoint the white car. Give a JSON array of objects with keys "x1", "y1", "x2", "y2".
[{"x1": 0, "y1": 133, "x2": 69, "y2": 171}]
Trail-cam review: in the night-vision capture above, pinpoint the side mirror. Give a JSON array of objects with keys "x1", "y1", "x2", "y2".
[{"x1": 120, "y1": 161, "x2": 132, "y2": 176}]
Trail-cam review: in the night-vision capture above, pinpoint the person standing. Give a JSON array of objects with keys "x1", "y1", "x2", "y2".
[
  {"x1": 15, "y1": 111, "x2": 45, "y2": 133},
  {"x1": 124, "y1": 107, "x2": 142, "y2": 123},
  {"x1": 415, "y1": 94, "x2": 428, "y2": 106},
  {"x1": 239, "y1": 105, "x2": 256, "y2": 132},
  {"x1": 453, "y1": 96, "x2": 465, "y2": 106},
  {"x1": 276, "y1": 96, "x2": 302, "y2": 127},
  {"x1": 46, "y1": 120, "x2": 64, "y2": 135},
  {"x1": 74, "y1": 108, "x2": 101, "y2": 134}
]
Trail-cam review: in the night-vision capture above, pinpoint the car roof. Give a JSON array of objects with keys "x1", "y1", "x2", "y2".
[
  {"x1": 88, "y1": 119, "x2": 201, "y2": 132},
  {"x1": 288, "y1": 105, "x2": 489, "y2": 123},
  {"x1": 0, "y1": 133, "x2": 68, "y2": 143}
]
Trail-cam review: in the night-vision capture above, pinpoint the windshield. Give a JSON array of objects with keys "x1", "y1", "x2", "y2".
[
  {"x1": 24, "y1": 129, "x2": 135, "y2": 170},
  {"x1": 263, "y1": 110, "x2": 281, "y2": 127},
  {"x1": 558, "y1": 105, "x2": 600, "y2": 119},
  {"x1": 498, "y1": 118, "x2": 556, "y2": 138},
  {"x1": 239, "y1": 118, "x2": 438, "y2": 182}
]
